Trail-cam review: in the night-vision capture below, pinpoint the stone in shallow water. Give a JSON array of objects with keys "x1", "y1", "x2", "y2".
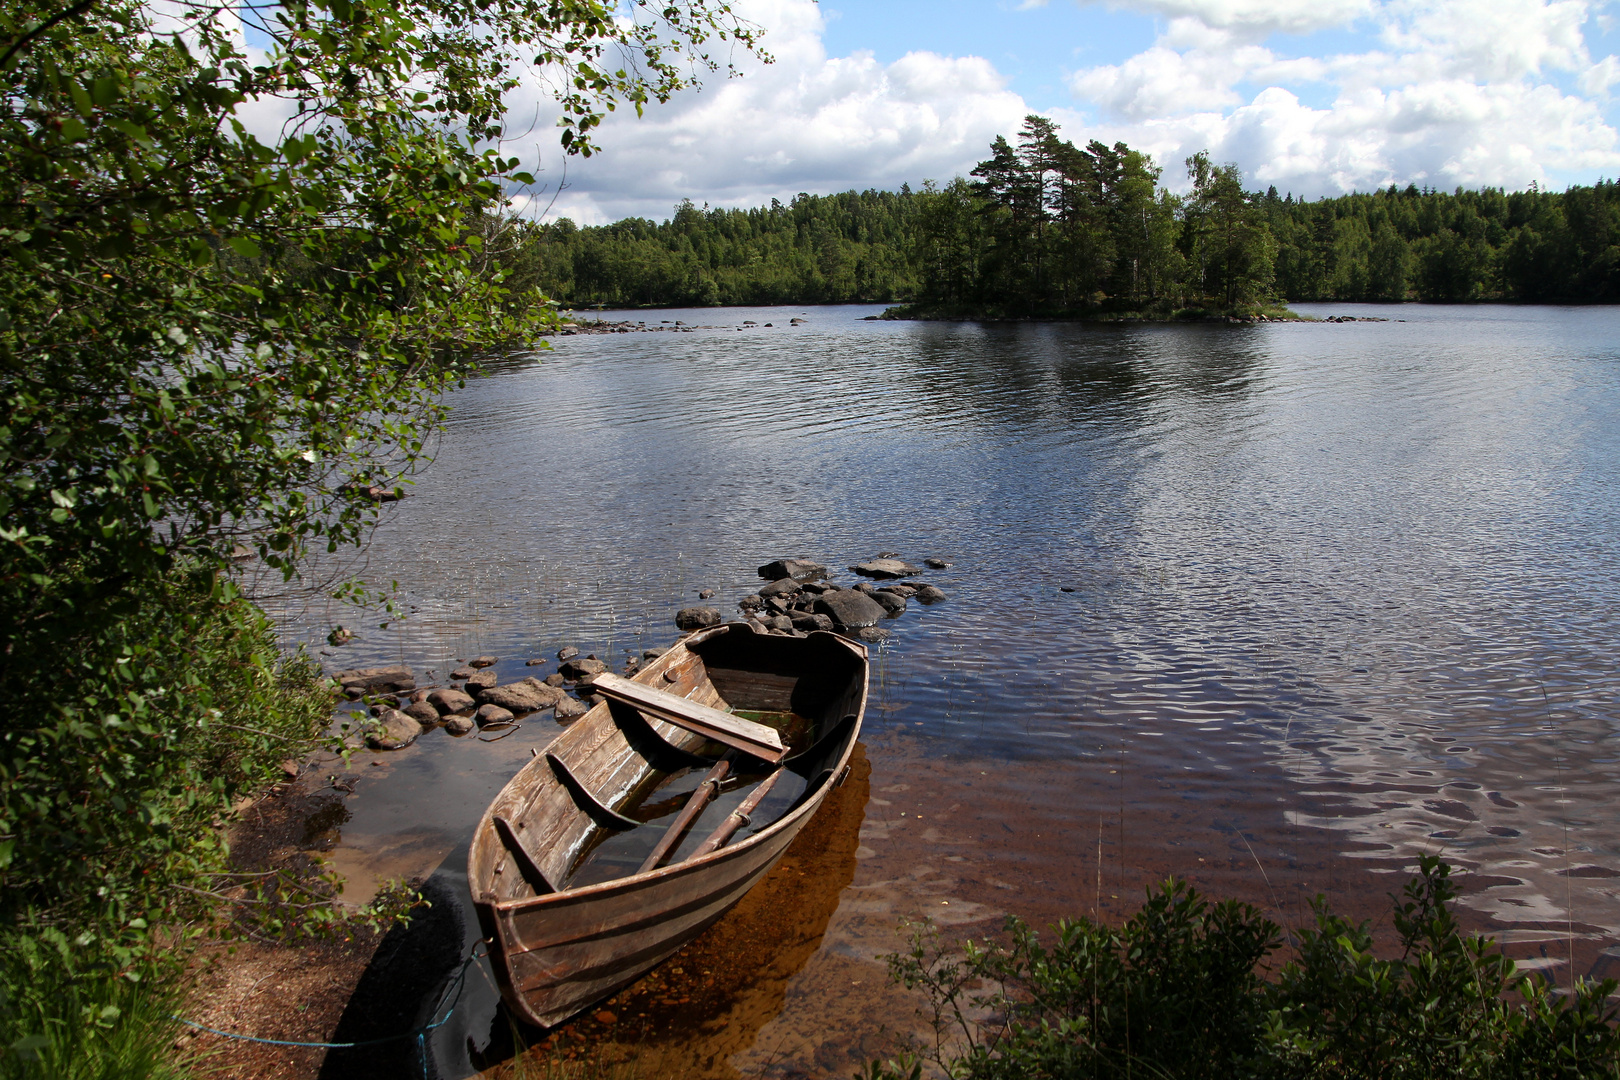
[
  {"x1": 553, "y1": 695, "x2": 587, "y2": 722},
  {"x1": 402, "y1": 700, "x2": 440, "y2": 724},
  {"x1": 758, "y1": 577, "x2": 801, "y2": 599},
  {"x1": 924, "y1": 557, "x2": 953, "y2": 569},
  {"x1": 850, "y1": 559, "x2": 922, "y2": 579},
  {"x1": 479, "y1": 679, "x2": 562, "y2": 713},
  {"x1": 469, "y1": 655, "x2": 498, "y2": 668},
  {"x1": 868, "y1": 590, "x2": 906, "y2": 617},
  {"x1": 757, "y1": 558, "x2": 827, "y2": 582},
  {"x1": 914, "y1": 584, "x2": 947, "y2": 604},
  {"x1": 464, "y1": 668, "x2": 497, "y2": 695},
  {"x1": 428, "y1": 688, "x2": 475, "y2": 714},
  {"x1": 856, "y1": 626, "x2": 892, "y2": 644},
  {"x1": 559, "y1": 656, "x2": 605, "y2": 680},
  {"x1": 814, "y1": 590, "x2": 888, "y2": 629},
  {"x1": 557, "y1": 645, "x2": 579, "y2": 661},
  {"x1": 475, "y1": 703, "x2": 515, "y2": 728},
  {"x1": 675, "y1": 606, "x2": 722, "y2": 630},
  {"x1": 443, "y1": 714, "x2": 474, "y2": 736},
  {"x1": 365, "y1": 709, "x2": 422, "y2": 750}
]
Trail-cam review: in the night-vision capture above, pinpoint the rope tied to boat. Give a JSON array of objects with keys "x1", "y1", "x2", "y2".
[{"x1": 172, "y1": 938, "x2": 487, "y2": 1078}]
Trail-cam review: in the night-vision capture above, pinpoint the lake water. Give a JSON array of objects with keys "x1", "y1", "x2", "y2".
[{"x1": 263, "y1": 303, "x2": 1620, "y2": 1078}]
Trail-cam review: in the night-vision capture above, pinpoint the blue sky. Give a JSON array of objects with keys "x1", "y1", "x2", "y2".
[{"x1": 500, "y1": 0, "x2": 1620, "y2": 224}]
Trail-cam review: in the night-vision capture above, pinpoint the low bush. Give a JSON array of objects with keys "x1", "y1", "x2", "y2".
[{"x1": 868, "y1": 857, "x2": 1620, "y2": 1079}]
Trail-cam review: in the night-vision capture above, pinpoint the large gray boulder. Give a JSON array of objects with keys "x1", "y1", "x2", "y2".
[
  {"x1": 334, "y1": 666, "x2": 416, "y2": 693},
  {"x1": 365, "y1": 708, "x2": 423, "y2": 750},
  {"x1": 757, "y1": 558, "x2": 827, "y2": 582},
  {"x1": 850, "y1": 559, "x2": 922, "y2": 580},
  {"x1": 428, "y1": 687, "x2": 476, "y2": 714},
  {"x1": 479, "y1": 678, "x2": 564, "y2": 713},
  {"x1": 675, "y1": 606, "x2": 722, "y2": 630},
  {"x1": 814, "y1": 590, "x2": 888, "y2": 629}
]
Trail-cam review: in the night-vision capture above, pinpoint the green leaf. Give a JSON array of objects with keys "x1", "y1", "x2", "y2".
[{"x1": 226, "y1": 236, "x2": 262, "y2": 258}]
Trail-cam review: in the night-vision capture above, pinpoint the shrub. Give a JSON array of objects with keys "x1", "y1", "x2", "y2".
[{"x1": 869, "y1": 857, "x2": 1620, "y2": 1080}]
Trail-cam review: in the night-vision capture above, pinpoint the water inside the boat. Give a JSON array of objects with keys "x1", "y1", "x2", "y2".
[{"x1": 563, "y1": 710, "x2": 815, "y2": 889}]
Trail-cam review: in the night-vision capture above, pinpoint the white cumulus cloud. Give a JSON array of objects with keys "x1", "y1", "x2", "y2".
[
  {"x1": 1062, "y1": 0, "x2": 1620, "y2": 195},
  {"x1": 513, "y1": 0, "x2": 1027, "y2": 223}
]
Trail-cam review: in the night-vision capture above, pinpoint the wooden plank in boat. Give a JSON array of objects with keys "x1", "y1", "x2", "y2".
[{"x1": 590, "y1": 672, "x2": 784, "y2": 761}]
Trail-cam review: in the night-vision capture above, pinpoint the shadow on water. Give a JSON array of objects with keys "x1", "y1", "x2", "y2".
[{"x1": 321, "y1": 747, "x2": 871, "y2": 1080}]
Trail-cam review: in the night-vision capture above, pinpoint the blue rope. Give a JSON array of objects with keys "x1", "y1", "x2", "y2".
[{"x1": 173, "y1": 940, "x2": 485, "y2": 1078}]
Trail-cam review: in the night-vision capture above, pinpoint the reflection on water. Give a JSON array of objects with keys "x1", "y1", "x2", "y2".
[{"x1": 258, "y1": 302, "x2": 1620, "y2": 1072}]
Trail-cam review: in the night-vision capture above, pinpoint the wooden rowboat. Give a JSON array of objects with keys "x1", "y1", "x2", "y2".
[{"x1": 468, "y1": 623, "x2": 869, "y2": 1029}]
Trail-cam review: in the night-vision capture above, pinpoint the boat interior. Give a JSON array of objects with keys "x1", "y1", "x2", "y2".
[{"x1": 471, "y1": 627, "x2": 866, "y2": 905}]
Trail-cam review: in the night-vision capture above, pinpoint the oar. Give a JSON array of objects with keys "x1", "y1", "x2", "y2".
[
  {"x1": 688, "y1": 767, "x2": 785, "y2": 860},
  {"x1": 636, "y1": 755, "x2": 733, "y2": 875}
]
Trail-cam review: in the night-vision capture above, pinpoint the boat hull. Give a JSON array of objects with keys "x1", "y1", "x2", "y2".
[{"x1": 469, "y1": 624, "x2": 867, "y2": 1029}]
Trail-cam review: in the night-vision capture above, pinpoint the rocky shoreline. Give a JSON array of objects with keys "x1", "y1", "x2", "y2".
[
  {"x1": 334, "y1": 552, "x2": 950, "y2": 752},
  {"x1": 556, "y1": 315, "x2": 811, "y2": 336}
]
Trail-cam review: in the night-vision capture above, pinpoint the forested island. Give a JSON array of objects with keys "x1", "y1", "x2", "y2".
[{"x1": 502, "y1": 115, "x2": 1620, "y2": 316}]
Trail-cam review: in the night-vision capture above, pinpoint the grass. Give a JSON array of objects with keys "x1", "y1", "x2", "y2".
[{"x1": 0, "y1": 929, "x2": 193, "y2": 1080}]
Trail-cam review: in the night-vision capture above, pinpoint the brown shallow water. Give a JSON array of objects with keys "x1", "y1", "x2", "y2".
[{"x1": 249, "y1": 302, "x2": 1620, "y2": 1077}]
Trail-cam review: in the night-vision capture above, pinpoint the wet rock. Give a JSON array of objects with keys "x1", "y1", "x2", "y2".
[
  {"x1": 675, "y1": 606, "x2": 722, "y2": 630},
  {"x1": 758, "y1": 577, "x2": 801, "y2": 599},
  {"x1": 856, "y1": 626, "x2": 892, "y2": 644},
  {"x1": 428, "y1": 688, "x2": 476, "y2": 714},
  {"x1": 746, "y1": 617, "x2": 770, "y2": 634},
  {"x1": 765, "y1": 615, "x2": 793, "y2": 632},
  {"x1": 914, "y1": 584, "x2": 947, "y2": 604},
  {"x1": 850, "y1": 559, "x2": 922, "y2": 579},
  {"x1": 876, "y1": 550, "x2": 901, "y2": 558},
  {"x1": 544, "y1": 673, "x2": 566, "y2": 688},
  {"x1": 469, "y1": 655, "x2": 498, "y2": 669},
  {"x1": 559, "y1": 656, "x2": 606, "y2": 680},
  {"x1": 814, "y1": 590, "x2": 888, "y2": 629},
  {"x1": 737, "y1": 594, "x2": 765, "y2": 612},
  {"x1": 757, "y1": 558, "x2": 827, "y2": 582},
  {"x1": 479, "y1": 678, "x2": 563, "y2": 713},
  {"x1": 366, "y1": 709, "x2": 422, "y2": 750},
  {"x1": 524, "y1": 658, "x2": 548, "y2": 667},
  {"x1": 766, "y1": 596, "x2": 791, "y2": 614},
  {"x1": 464, "y1": 668, "x2": 497, "y2": 696},
  {"x1": 408, "y1": 688, "x2": 433, "y2": 704},
  {"x1": 475, "y1": 703, "x2": 515, "y2": 728},
  {"x1": 698, "y1": 588, "x2": 716, "y2": 599},
  {"x1": 924, "y1": 557, "x2": 953, "y2": 569},
  {"x1": 868, "y1": 590, "x2": 907, "y2": 617},
  {"x1": 553, "y1": 695, "x2": 587, "y2": 722},
  {"x1": 443, "y1": 715, "x2": 475, "y2": 736},
  {"x1": 642, "y1": 648, "x2": 665, "y2": 660},
  {"x1": 790, "y1": 611, "x2": 835, "y2": 633},
  {"x1": 334, "y1": 665, "x2": 416, "y2": 693},
  {"x1": 799, "y1": 581, "x2": 830, "y2": 595},
  {"x1": 450, "y1": 665, "x2": 475, "y2": 680},
  {"x1": 879, "y1": 584, "x2": 917, "y2": 598},
  {"x1": 557, "y1": 646, "x2": 579, "y2": 662},
  {"x1": 402, "y1": 700, "x2": 440, "y2": 725}
]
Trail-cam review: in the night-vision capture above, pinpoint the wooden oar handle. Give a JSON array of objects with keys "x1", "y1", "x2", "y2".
[
  {"x1": 636, "y1": 757, "x2": 732, "y2": 875},
  {"x1": 689, "y1": 768, "x2": 785, "y2": 860}
]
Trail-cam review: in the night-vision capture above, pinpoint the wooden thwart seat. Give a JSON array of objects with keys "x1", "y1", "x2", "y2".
[{"x1": 591, "y1": 672, "x2": 785, "y2": 762}]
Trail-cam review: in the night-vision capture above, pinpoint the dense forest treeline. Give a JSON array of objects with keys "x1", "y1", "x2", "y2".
[{"x1": 503, "y1": 115, "x2": 1620, "y2": 312}]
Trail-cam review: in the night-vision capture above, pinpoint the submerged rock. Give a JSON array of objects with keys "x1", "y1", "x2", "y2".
[
  {"x1": 850, "y1": 559, "x2": 922, "y2": 579},
  {"x1": 757, "y1": 558, "x2": 827, "y2": 582},
  {"x1": 449, "y1": 665, "x2": 476, "y2": 681},
  {"x1": 469, "y1": 655, "x2": 498, "y2": 668},
  {"x1": 553, "y1": 695, "x2": 587, "y2": 722},
  {"x1": 443, "y1": 714, "x2": 475, "y2": 736},
  {"x1": 914, "y1": 584, "x2": 948, "y2": 604},
  {"x1": 924, "y1": 557, "x2": 953, "y2": 569},
  {"x1": 464, "y1": 668, "x2": 497, "y2": 696},
  {"x1": 334, "y1": 665, "x2": 416, "y2": 693},
  {"x1": 856, "y1": 626, "x2": 892, "y2": 644}
]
